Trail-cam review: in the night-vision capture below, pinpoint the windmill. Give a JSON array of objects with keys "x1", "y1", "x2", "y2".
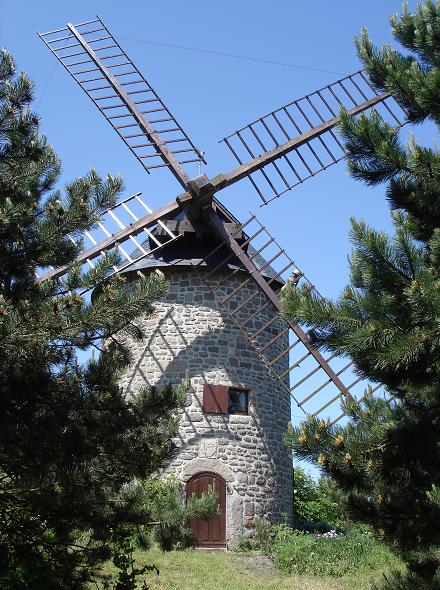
[{"x1": 37, "y1": 17, "x2": 405, "y2": 547}]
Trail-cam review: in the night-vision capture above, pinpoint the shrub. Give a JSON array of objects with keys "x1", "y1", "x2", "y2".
[
  {"x1": 237, "y1": 519, "x2": 401, "y2": 579},
  {"x1": 139, "y1": 477, "x2": 219, "y2": 551},
  {"x1": 293, "y1": 467, "x2": 346, "y2": 526},
  {"x1": 274, "y1": 529, "x2": 400, "y2": 577}
]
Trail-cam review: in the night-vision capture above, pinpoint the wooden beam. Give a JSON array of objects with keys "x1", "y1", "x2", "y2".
[
  {"x1": 67, "y1": 22, "x2": 191, "y2": 192},
  {"x1": 204, "y1": 206, "x2": 353, "y2": 401},
  {"x1": 211, "y1": 92, "x2": 391, "y2": 192},
  {"x1": 36, "y1": 196, "x2": 184, "y2": 283}
]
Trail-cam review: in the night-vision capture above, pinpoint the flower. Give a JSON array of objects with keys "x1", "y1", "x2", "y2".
[
  {"x1": 320, "y1": 530, "x2": 344, "y2": 539},
  {"x1": 334, "y1": 434, "x2": 345, "y2": 448},
  {"x1": 314, "y1": 433, "x2": 321, "y2": 441},
  {"x1": 317, "y1": 453, "x2": 327, "y2": 465},
  {"x1": 298, "y1": 434, "x2": 307, "y2": 445},
  {"x1": 343, "y1": 453, "x2": 352, "y2": 463}
]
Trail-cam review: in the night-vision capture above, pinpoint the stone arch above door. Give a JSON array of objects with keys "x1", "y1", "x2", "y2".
[{"x1": 181, "y1": 457, "x2": 235, "y2": 484}]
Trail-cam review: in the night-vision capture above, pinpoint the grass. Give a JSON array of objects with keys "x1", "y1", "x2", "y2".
[
  {"x1": 100, "y1": 546, "x2": 401, "y2": 590},
  {"x1": 274, "y1": 530, "x2": 401, "y2": 577}
]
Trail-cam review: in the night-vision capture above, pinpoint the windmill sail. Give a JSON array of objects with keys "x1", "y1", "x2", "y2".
[
  {"x1": 199, "y1": 205, "x2": 380, "y2": 424},
  {"x1": 36, "y1": 192, "x2": 180, "y2": 288},
  {"x1": 38, "y1": 17, "x2": 205, "y2": 191},
  {"x1": 37, "y1": 17, "x2": 390, "y2": 423},
  {"x1": 218, "y1": 70, "x2": 406, "y2": 205},
  {"x1": 35, "y1": 187, "x2": 378, "y2": 423}
]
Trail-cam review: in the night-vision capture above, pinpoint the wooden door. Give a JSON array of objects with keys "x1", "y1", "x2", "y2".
[{"x1": 186, "y1": 472, "x2": 226, "y2": 547}]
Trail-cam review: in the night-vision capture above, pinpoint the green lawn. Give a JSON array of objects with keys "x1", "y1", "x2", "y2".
[{"x1": 101, "y1": 547, "x2": 396, "y2": 590}]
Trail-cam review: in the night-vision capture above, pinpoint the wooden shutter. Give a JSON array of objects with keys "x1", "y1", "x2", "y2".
[{"x1": 202, "y1": 384, "x2": 229, "y2": 414}]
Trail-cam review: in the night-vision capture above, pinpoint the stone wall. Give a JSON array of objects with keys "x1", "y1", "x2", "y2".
[{"x1": 119, "y1": 266, "x2": 293, "y2": 547}]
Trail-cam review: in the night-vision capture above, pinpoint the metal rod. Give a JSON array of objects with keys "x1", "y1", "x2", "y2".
[
  {"x1": 290, "y1": 351, "x2": 338, "y2": 392},
  {"x1": 250, "y1": 316, "x2": 279, "y2": 340},
  {"x1": 358, "y1": 70, "x2": 379, "y2": 95},
  {"x1": 119, "y1": 79, "x2": 144, "y2": 86},
  {"x1": 144, "y1": 162, "x2": 171, "y2": 169},
  {"x1": 316, "y1": 90, "x2": 336, "y2": 116},
  {"x1": 280, "y1": 351, "x2": 312, "y2": 379},
  {"x1": 259, "y1": 326, "x2": 290, "y2": 354},
  {"x1": 248, "y1": 237, "x2": 275, "y2": 260},
  {"x1": 237, "y1": 130, "x2": 287, "y2": 192},
  {"x1": 313, "y1": 392, "x2": 342, "y2": 417},
  {"x1": 338, "y1": 80, "x2": 358, "y2": 106},
  {"x1": 281, "y1": 109, "x2": 316, "y2": 175},
  {"x1": 248, "y1": 125, "x2": 292, "y2": 191},
  {"x1": 46, "y1": 33, "x2": 75, "y2": 43},
  {"x1": 224, "y1": 137, "x2": 266, "y2": 202},
  {"x1": 204, "y1": 254, "x2": 238, "y2": 283},
  {"x1": 74, "y1": 17, "x2": 101, "y2": 27},
  {"x1": 80, "y1": 75, "x2": 106, "y2": 83},
  {"x1": 106, "y1": 61, "x2": 132, "y2": 70},
  {"x1": 74, "y1": 66, "x2": 100, "y2": 76},
  {"x1": 115, "y1": 122, "x2": 139, "y2": 129},
  {"x1": 303, "y1": 360, "x2": 352, "y2": 403},
  {"x1": 266, "y1": 261, "x2": 294, "y2": 285},
  {"x1": 254, "y1": 249, "x2": 284, "y2": 274},
  {"x1": 220, "y1": 276, "x2": 252, "y2": 305},
  {"x1": 39, "y1": 25, "x2": 70, "y2": 36},
  {"x1": 61, "y1": 49, "x2": 88, "y2": 59},
  {"x1": 90, "y1": 43, "x2": 119, "y2": 53},
  {"x1": 112, "y1": 70, "x2": 138, "y2": 77},
  {"x1": 271, "y1": 112, "x2": 310, "y2": 181},
  {"x1": 236, "y1": 298, "x2": 269, "y2": 322},
  {"x1": 267, "y1": 337, "x2": 299, "y2": 367},
  {"x1": 229, "y1": 291, "x2": 259, "y2": 326}
]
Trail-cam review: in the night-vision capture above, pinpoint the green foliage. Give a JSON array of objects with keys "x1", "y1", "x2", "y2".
[
  {"x1": 293, "y1": 467, "x2": 345, "y2": 526},
  {"x1": 104, "y1": 539, "x2": 158, "y2": 590},
  {"x1": 282, "y1": 2, "x2": 440, "y2": 588},
  {"x1": 0, "y1": 49, "x2": 185, "y2": 589},
  {"x1": 237, "y1": 520, "x2": 400, "y2": 579},
  {"x1": 274, "y1": 529, "x2": 400, "y2": 578},
  {"x1": 133, "y1": 477, "x2": 219, "y2": 551}
]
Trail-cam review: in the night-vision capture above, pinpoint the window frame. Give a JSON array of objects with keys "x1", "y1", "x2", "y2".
[
  {"x1": 227, "y1": 386, "x2": 249, "y2": 415},
  {"x1": 202, "y1": 383, "x2": 251, "y2": 415}
]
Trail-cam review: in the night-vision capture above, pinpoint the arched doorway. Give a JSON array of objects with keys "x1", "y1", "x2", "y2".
[{"x1": 186, "y1": 472, "x2": 226, "y2": 547}]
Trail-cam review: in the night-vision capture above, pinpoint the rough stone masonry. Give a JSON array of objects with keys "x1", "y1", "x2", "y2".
[{"x1": 119, "y1": 266, "x2": 293, "y2": 547}]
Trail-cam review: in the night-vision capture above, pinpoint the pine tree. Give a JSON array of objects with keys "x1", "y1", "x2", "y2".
[
  {"x1": 282, "y1": 2, "x2": 440, "y2": 588},
  {"x1": 0, "y1": 49, "x2": 185, "y2": 589}
]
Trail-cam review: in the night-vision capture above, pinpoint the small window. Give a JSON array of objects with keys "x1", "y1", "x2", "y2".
[
  {"x1": 228, "y1": 388, "x2": 248, "y2": 415},
  {"x1": 202, "y1": 384, "x2": 250, "y2": 415}
]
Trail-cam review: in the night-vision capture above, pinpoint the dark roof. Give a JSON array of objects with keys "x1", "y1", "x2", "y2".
[{"x1": 123, "y1": 219, "x2": 284, "y2": 287}]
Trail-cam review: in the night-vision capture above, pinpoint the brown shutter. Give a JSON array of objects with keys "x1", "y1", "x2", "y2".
[{"x1": 202, "y1": 384, "x2": 229, "y2": 414}]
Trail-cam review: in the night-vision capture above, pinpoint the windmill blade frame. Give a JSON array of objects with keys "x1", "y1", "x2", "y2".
[
  {"x1": 36, "y1": 192, "x2": 181, "y2": 289},
  {"x1": 38, "y1": 17, "x2": 206, "y2": 191},
  {"x1": 198, "y1": 205, "x2": 379, "y2": 424},
  {"x1": 36, "y1": 16, "x2": 395, "y2": 425},
  {"x1": 217, "y1": 70, "x2": 406, "y2": 205}
]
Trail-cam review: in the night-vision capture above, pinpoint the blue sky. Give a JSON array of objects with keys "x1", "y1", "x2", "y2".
[
  {"x1": 1, "y1": 2, "x2": 421, "y2": 447},
  {"x1": 2, "y1": 1, "x2": 418, "y2": 295}
]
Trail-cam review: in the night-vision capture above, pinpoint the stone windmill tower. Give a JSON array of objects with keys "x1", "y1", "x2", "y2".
[
  {"x1": 38, "y1": 17, "x2": 405, "y2": 548},
  {"x1": 118, "y1": 209, "x2": 292, "y2": 547}
]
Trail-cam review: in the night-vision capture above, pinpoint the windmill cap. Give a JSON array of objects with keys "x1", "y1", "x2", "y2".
[{"x1": 121, "y1": 233, "x2": 285, "y2": 287}]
